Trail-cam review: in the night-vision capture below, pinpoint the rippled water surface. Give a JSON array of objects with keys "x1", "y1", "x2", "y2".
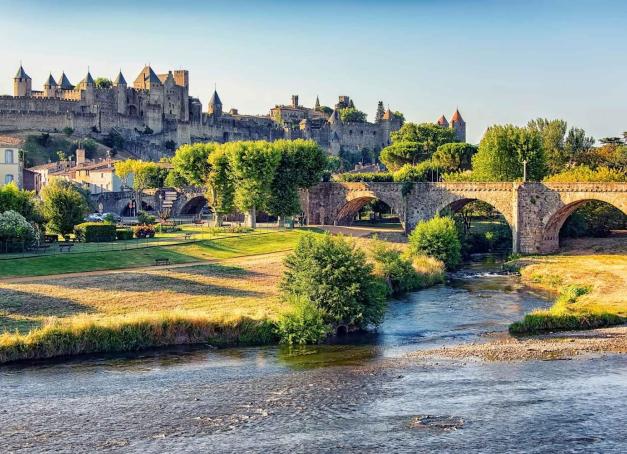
[{"x1": 2, "y1": 267, "x2": 626, "y2": 453}]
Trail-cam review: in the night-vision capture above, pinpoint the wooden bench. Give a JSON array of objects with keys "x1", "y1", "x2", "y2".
[
  {"x1": 154, "y1": 258, "x2": 170, "y2": 266},
  {"x1": 30, "y1": 245, "x2": 51, "y2": 254},
  {"x1": 193, "y1": 219, "x2": 204, "y2": 225},
  {"x1": 58, "y1": 243, "x2": 75, "y2": 253},
  {"x1": 183, "y1": 233, "x2": 193, "y2": 240}
]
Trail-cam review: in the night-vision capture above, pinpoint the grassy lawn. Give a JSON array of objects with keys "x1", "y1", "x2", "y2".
[
  {"x1": 508, "y1": 235, "x2": 627, "y2": 333},
  {"x1": 0, "y1": 230, "x2": 306, "y2": 278}
]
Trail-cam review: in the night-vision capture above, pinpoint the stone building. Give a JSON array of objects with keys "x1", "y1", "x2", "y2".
[
  {"x1": 0, "y1": 135, "x2": 23, "y2": 188},
  {"x1": 2, "y1": 65, "x2": 464, "y2": 160}
]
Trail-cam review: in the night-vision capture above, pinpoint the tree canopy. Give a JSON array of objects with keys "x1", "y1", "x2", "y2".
[
  {"x1": 94, "y1": 77, "x2": 112, "y2": 89},
  {"x1": 41, "y1": 180, "x2": 90, "y2": 235},
  {"x1": 169, "y1": 143, "x2": 216, "y2": 186},
  {"x1": 471, "y1": 124, "x2": 546, "y2": 181},
  {"x1": 339, "y1": 107, "x2": 367, "y2": 123},
  {"x1": 380, "y1": 123, "x2": 458, "y2": 170},
  {"x1": 0, "y1": 183, "x2": 43, "y2": 225},
  {"x1": 431, "y1": 143, "x2": 477, "y2": 172}
]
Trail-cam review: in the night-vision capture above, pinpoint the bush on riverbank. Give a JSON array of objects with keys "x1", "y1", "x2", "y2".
[
  {"x1": 274, "y1": 298, "x2": 331, "y2": 345},
  {"x1": 279, "y1": 233, "x2": 388, "y2": 344},
  {"x1": 371, "y1": 241, "x2": 445, "y2": 296},
  {"x1": 0, "y1": 311, "x2": 277, "y2": 364},
  {"x1": 408, "y1": 216, "x2": 462, "y2": 270}
]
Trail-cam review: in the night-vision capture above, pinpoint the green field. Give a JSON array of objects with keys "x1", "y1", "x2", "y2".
[{"x1": 0, "y1": 230, "x2": 307, "y2": 278}]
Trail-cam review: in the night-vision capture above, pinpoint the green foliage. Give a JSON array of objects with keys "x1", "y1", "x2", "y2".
[
  {"x1": 0, "y1": 210, "x2": 36, "y2": 246},
  {"x1": 380, "y1": 123, "x2": 458, "y2": 170},
  {"x1": 275, "y1": 298, "x2": 331, "y2": 345},
  {"x1": 137, "y1": 211, "x2": 156, "y2": 225},
  {"x1": 339, "y1": 107, "x2": 367, "y2": 123},
  {"x1": 41, "y1": 180, "x2": 90, "y2": 235},
  {"x1": 94, "y1": 77, "x2": 112, "y2": 89},
  {"x1": 268, "y1": 139, "x2": 327, "y2": 218},
  {"x1": 74, "y1": 222, "x2": 117, "y2": 243},
  {"x1": 206, "y1": 148, "x2": 236, "y2": 215},
  {"x1": 441, "y1": 170, "x2": 477, "y2": 182},
  {"x1": 115, "y1": 160, "x2": 166, "y2": 192},
  {"x1": 544, "y1": 165, "x2": 626, "y2": 182},
  {"x1": 115, "y1": 229, "x2": 134, "y2": 240},
  {"x1": 392, "y1": 161, "x2": 440, "y2": 182},
  {"x1": 62, "y1": 127, "x2": 74, "y2": 136},
  {"x1": 432, "y1": 143, "x2": 477, "y2": 172},
  {"x1": 509, "y1": 285, "x2": 624, "y2": 334},
  {"x1": 393, "y1": 111, "x2": 405, "y2": 124},
  {"x1": 102, "y1": 213, "x2": 116, "y2": 224},
  {"x1": 170, "y1": 143, "x2": 216, "y2": 186},
  {"x1": 227, "y1": 141, "x2": 281, "y2": 212},
  {"x1": 0, "y1": 182, "x2": 43, "y2": 225},
  {"x1": 101, "y1": 130, "x2": 125, "y2": 149},
  {"x1": 333, "y1": 172, "x2": 393, "y2": 182},
  {"x1": 318, "y1": 106, "x2": 333, "y2": 115},
  {"x1": 408, "y1": 216, "x2": 462, "y2": 270},
  {"x1": 371, "y1": 242, "x2": 422, "y2": 296},
  {"x1": 281, "y1": 234, "x2": 388, "y2": 329},
  {"x1": 472, "y1": 124, "x2": 546, "y2": 181}
]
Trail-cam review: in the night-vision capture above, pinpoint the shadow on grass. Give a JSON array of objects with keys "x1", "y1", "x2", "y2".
[{"x1": 0, "y1": 315, "x2": 43, "y2": 334}]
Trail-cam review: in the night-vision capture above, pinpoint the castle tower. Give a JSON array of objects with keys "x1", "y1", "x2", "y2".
[
  {"x1": 133, "y1": 65, "x2": 162, "y2": 90},
  {"x1": 450, "y1": 109, "x2": 466, "y2": 142},
  {"x1": 208, "y1": 89, "x2": 222, "y2": 117},
  {"x1": 113, "y1": 70, "x2": 127, "y2": 115},
  {"x1": 436, "y1": 115, "x2": 449, "y2": 128},
  {"x1": 315, "y1": 96, "x2": 320, "y2": 110},
  {"x1": 79, "y1": 70, "x2": 95, "y2": 105},
  {"x1": 328, "y1": 109, "x2": 341, "y2": 129},
  {"x1": 13, "y1": 65, "x2": 32, "y2": 97},
  {"x1": 291, "y1": 95, "x2": 299, "y2": 108},
  {"x1": 44, "y1": 73, "x2": 58, "y2": 98},
  {"x1": 58, "y1": 72, "x2": 74, "y2": 90},
  {"x1": 375, "y1": 101, "x2": 385, "y2": 123}
]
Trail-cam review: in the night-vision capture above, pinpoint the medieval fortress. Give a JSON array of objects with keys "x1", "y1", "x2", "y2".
[{"x1": 2, "y1": 65, "x2": 466, "y2": 160}]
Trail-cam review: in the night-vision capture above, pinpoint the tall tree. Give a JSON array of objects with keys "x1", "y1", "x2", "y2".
[
  {"x1": 114, "y1": 160, "x2": 163, "y2": 214},
  {"x1": 41, "y1": 180, "x2": 89, "y2": 235},
  {"x1": 170, "y1": 143, "x2": 216, "y2": 186},
  {"x1": 206, "y1": 148, "x2": 236, "y2": 226},
  {"x1": 472, "y1": 124, "x2": 546, "y2": 181},
  {"x1": 0, "y1": 182, "x2": 43, "y2": 225},
  {"x1": 226, "y1": 141, "x2": 281, "y2": 227},
  {"x1": 432, "y1": 143, "x2": 477, "y2": 172},
  {"x1": 380, "y1": 123, "x2": 458, "y2": 170}
]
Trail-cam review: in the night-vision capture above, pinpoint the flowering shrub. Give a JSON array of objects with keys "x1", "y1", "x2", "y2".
[
  {"x1": 132, "y1": 224, "x2": 156, "y2": 238},
  {"x1": 0, "y1": 210, "x2": 36, "y2": 248}
]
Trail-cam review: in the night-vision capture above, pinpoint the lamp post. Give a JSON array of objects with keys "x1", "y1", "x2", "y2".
[{"x1": 522, "y1": 159, "x2": 528, "y2": 183}]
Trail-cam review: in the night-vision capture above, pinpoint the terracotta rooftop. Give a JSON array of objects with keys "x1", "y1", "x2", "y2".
[{"x1": 0, "y1": 135, "x2": 24, "y2": 147}]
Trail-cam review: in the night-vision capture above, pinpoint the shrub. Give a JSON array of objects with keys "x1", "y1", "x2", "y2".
[
  {"x1": 371, "y1": 242, "x2": 421, "y2": 296},
  {"x1": 132, "y1": 225, "x2": 156, "y2": 238},
  {"x1": 102, "y1": 213, "x2": 116, "y2": 224},
  {"x1": 275, "y1": 298, "x2": 331, "y2": 345},
  {"x1": 408, "y1": 216, "x2": 462, "y2": 270},
  {"x1": 392, "y1": 161, "x2": 440, "y2": 182},
  {"x1": 115, "y1": 229, "x2": 133, "y2": 241},
  {"x1": 137, "y1": 211, "x2": 156, "y2": 225},
  {"x1": 281, "y1": 233, "x2": 388, "y2": 330},
  {"x1": 333, "y1": 172, "x2": 393, "y2": 182},
  {"x1": 41, "y1": 180, "x2": 90, "y2": 235},
  {"x1": 74, "y1": 222, "x2": 117, "y2": 242},
  {"x1": 0, "y1": 210, "x2": 36, "y2": 248},
  {"x1": 544, "y1": 165, "x2": 626, "y2": 183}
]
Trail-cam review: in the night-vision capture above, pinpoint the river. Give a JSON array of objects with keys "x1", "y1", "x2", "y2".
[{"x1": 2, "y1": 265, "x2": 626, "y2": 453}]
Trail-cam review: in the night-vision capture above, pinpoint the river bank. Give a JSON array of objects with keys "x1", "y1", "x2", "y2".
[{"x1": 410, "y1": 325, "x2": 627, "y2": 361}]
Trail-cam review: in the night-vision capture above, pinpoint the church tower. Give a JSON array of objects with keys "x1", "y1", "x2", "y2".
[
  {"x1": 450, "y1": 109, "x2": 466, "y2": 142},
  {"x1": 13, "y1": 65, "x2": 32, "y2": 97}
]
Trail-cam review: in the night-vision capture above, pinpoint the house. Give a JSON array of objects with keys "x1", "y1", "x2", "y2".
[{"x1": 0, "y1": 135, "x2": 24, "y2": 188}]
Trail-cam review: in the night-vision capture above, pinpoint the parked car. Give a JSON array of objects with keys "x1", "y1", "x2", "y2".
[{"x1": 86, "y1": 213, "x2": 103, "y2": 222}]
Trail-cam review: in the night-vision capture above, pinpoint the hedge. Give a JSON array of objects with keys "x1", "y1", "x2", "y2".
[
  {"x1": 74, "y1": 222, "x2": 117, "y2": 243},
  {"x1": 333, "y1": 172, "x2": 393, "y2": 182},
  {"x1": 116, "y1": 229, "x2": 134, "y2": 241}
]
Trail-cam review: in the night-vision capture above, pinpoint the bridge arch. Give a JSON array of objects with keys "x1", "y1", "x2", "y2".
[
  {"x1": 179, "y1": 195, "x2": 210, "y2": 216},
  {"x1": 334, "y1": 189, "x2": 403, "y2": 228},
  {"x1": 541, "y1": 197, "x2": 627, "y2": 252}
]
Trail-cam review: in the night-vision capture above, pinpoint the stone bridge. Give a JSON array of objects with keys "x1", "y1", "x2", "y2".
[{"x1": 302, "y1": 182, "x2": 627, "y2": 253}]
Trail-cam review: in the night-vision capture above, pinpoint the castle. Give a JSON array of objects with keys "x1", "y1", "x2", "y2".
[{"x1": 3, "y1": 65, "x2": 465, "y2": 161}]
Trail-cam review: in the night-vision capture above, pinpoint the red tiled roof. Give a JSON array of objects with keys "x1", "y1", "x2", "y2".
[{"x1": 0, "y1": 135, "x2": 24, "y2": 147}]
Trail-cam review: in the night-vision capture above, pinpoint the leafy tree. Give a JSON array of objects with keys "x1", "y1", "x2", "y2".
[
  {"x1": 226, "y1": 141, "x2": 281, "y2": 225},
  {"x1": 527, "y1": 118, "x2": 595, "y2": 173},
  {"x1": 393, "y1": 111, "x2": 405, "y2": 124},
  {"x1": 281, "y1": 233, "x2": 388, "y2": 329},
  {"x1": 392, "y1": 161, "x2": 441, "y2": 182},
  {"x1": 0, "y1": 210, "x2": 36, "y2": 247},
  {"x1": 408, "y1": 216, "x2": 462, "y2": 270},
  {"x1": 472, "y1": 124, "x2": 546, "y2": 181},
  {"x1": 380, "y1": 123, "x2": 458, "y2": 170},
  {"x1": 267, "y1": 140, "x2": 327, "y2": 224},
  {"x1": 94, "y1": 77, "x2": 112, "y2": 89},
  {"x1": 577, "y1": 143, "x2": 627, "y2": 169},
  {"x1": 599, "y1": 137, "x2": 624, "y2": 146},
  {"x1": 561, "y1": 201, "x2": 626, "y2": 238},
  {"x1": 41, "y1": 180, "x2": 89, "y2": 235},
  {"x1": 0, "y1": 183, "x2": 43, "y2": 225},
  {"x1": 318, "y1": 106, "x2": 333, "y2": 116},
  {"x1": 339, "y1": 107, "x2": 367, "y2": 123},
  {"x1": 115, "y1": 160, "x2": 164, "y2": 214},
  {"x1": 206, "y1": 148, "x2": 236, "y2": 224},
  {"x1": 170, "y1": 143, "x2": 216, "y2": 186},
  {"x1": 432, "y1": 143, "x2": 477, "y2": 171}
]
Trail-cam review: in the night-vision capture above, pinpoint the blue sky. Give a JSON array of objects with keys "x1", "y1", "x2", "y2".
[{"x1": 1, "y1": 0, "x2": 625, "y2": 143}]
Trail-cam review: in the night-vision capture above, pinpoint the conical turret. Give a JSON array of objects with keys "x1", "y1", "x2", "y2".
[
  {"x1": 208, "y1": 89, "x2": 222, "y2": 116},
  {"x1": 14, "y1": 64, "x2": 32, "y2": 96}
]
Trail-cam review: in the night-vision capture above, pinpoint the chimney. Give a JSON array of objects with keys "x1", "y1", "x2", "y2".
[
  {"x1": 76, "y1": 148, "x2": 86, "y2": 165},
  {"x1": 291, "y1": 95, "x2": 299, "y2": 108}
]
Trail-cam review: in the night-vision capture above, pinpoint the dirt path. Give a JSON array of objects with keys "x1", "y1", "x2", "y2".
[
  {"x1": 0, "y1": 251, "x2": 291, "y2": 284},
  {"x1": 410, "y1": 325, "x2": 627, "y2": 362}
]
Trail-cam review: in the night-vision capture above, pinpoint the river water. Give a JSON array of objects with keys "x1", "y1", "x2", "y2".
[{"x1": 2, "y1": 266, "x2": 626, "y2": 453}]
